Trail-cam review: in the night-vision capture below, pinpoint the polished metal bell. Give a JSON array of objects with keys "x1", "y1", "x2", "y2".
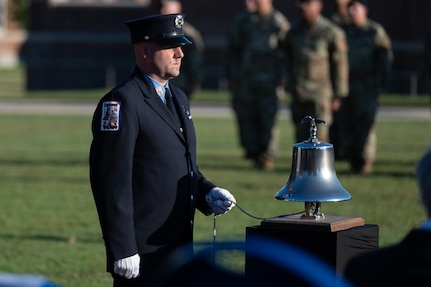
[{"x1": 275, "y1": 116, "x2": 351, "y2": 218}]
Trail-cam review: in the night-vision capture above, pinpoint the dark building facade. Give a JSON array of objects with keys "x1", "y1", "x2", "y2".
[{"x1": 20, "y1": 0, "x2": 431, "y2": 94}]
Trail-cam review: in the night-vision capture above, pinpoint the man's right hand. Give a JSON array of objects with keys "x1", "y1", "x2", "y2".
[{"x1": 113, "y1": 253, "x2": 140, "y2": 279}]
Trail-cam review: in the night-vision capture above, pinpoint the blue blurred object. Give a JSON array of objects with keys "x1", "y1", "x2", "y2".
[
  {"x1": 0, "y1": 273, "x2": 61, "y2": 287},
  {"x1": 155, "y1": 236, "x2": 353, "y2": 287}
]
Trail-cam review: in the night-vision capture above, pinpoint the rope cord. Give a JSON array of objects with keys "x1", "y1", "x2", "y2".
[
  {"x1": 233, "y1": 201, "x2": 305, "y2": 220},
  {"x1": 212, "y1": 214, "x2": 216, "y2": 264},
  {"x1": 212, "y1": 201, "x2": 305, "y2": 262}
]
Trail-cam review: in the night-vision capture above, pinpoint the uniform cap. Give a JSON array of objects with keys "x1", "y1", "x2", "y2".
[{"x1": 125, "y1": 13, "x2": 192, "y2": 46}]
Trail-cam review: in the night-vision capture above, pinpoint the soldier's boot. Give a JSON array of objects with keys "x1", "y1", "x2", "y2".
[
  {"x1": 262, "y1": 157, "x2": 274, "y2": 171},
  {"x1": 259, "y1": 154, "x2": 275, "y2": 171},
  {"x1": 360, "y1": 160, "x2": 374, "y2": 175}
]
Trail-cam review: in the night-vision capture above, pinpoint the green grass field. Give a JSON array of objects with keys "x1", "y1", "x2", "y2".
[
  {"x1": 0, "y1": 113, "x2": 429, "y2": 286},
  {"x1": 0, "y1": 66, "x2": 430, "y2": 286}
]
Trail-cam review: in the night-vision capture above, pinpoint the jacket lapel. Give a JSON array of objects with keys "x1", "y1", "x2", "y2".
[
  {"x1": 170, "y1": 88, "x2": 192, "y2": 148},
  {"x1": 132, "y1": 69, "x2": 186, "y2": 143}
]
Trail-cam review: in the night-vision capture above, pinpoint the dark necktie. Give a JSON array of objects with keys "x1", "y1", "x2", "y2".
[{"x1": 165, "y1": 87, "x2": 180, "y2": 124}]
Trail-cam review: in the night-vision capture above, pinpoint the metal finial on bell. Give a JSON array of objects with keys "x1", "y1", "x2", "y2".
[
  {"x1": 300, "y1": 115, "x2": 326, "y2": 144},
  {"x1": 275, "y1": 116, "x2": 351, "y2": 219}
]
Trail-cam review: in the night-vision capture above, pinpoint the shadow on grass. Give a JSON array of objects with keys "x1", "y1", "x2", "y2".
[
  {"x1": 0, "y1": 158, "x2": 87, "y2": 166},
  {"x1": 335, "y1": 158, "x2": 417, "y2": 178},
  {"x1": 0, "y1": 233, "x2": 101, "y2": 244},
  {"x1": 1, "y1": 173, "x2": 89, "y2": 184}
]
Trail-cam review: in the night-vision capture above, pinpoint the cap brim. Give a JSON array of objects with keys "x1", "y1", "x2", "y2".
[{"x1": 152, "y1": 36, "x2": 192, "y2": 46}]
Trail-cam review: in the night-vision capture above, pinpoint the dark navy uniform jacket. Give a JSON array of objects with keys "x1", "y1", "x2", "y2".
[{"x1": 89, "y1": 66, "x2": 214, "y2": 274}]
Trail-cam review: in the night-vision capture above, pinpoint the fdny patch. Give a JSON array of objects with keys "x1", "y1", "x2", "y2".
[{"x1": 101, "y1": 101, "x2": 120, "y2": 131}]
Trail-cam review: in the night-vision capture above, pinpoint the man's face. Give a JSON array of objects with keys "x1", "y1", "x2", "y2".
[
  {"x1": 160, "y1": 0, "x2": 182, "y2": 14},
  {"x1": 245, "y1": 0, "x2": 257, "y2": 12},
  {"x1": 335, "y1": 0, "x2": 350, "y2": 8},
  {"x1": 143, "y1": 42, "x2": 184, "y2": 83},
  {"x1": 299, "y1": 0, "x2": 323, "y2": 22},
  {"x1": 348, "y1": 2, "x2": 368, "y2": 26},
  {"x1": 255, "y1": 0, "x2": 272, "y2": 11}
]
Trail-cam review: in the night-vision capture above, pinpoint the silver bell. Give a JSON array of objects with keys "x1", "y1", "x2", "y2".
[{"x1": 275, "y1": 116, "x2": 351, "y2": 219}]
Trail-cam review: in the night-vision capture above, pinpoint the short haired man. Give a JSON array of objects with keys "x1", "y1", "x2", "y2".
[{"x1": 89, "y1": 14, "x2": 236, "y2": 286}]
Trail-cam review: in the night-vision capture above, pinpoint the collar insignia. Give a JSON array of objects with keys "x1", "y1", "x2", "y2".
[{"x1": 155, "y1": 86, "x2": 163, "y2": 97}]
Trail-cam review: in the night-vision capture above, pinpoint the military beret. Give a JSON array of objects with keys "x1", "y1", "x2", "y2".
[{"x1": 125, "y1": 13, "x2": 192, "y2": 46}]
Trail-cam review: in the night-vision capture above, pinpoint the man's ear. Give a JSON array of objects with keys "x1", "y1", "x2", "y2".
[
  {"x1": 137, "y1": 43, "x2": 149, "y2": 59},
  {"x1": 142, "y1": 45, "x2": 148, "y2": 59}
]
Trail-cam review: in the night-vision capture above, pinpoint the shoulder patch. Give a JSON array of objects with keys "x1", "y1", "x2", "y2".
[{"x1": 101, "y1": 101, "x2": 120, "y2": 131}]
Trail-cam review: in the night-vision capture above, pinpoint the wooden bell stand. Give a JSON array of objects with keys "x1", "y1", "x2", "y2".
[{"x1": 245, "y1": 214, "x2": 379, "y2": 275}]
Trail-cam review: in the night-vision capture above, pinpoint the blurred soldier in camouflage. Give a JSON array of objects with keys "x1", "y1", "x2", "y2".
[
  {"x1": 338, "y1": 0, "x2": 392, "y2": 174},
  {"x1": 159, "y1": 0, "x2": 205, "y2": 99},
  {"x1": 331, "y1": 0, "x2": 351, "y2": 27},
  {"x1": 330, "y1": 0, "x2": 351, "y2": 159},
  {"x1": 225, "y1": 0, "x2": 290, "y2": 170},
  {"x1": 283, "y1": 0, "x2": 348, "y2": 143}
]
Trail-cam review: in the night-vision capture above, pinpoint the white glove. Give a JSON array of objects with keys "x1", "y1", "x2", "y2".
[
  {"x1": 206, "y1": 187, "x2": 236, "y2": 215},
  {"x1": 113, "y1": 253, "x2": 140, "y2": 279}
]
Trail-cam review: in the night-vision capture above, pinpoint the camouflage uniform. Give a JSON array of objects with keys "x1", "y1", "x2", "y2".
[
  {"x1": 329, "y1": 12, "x2": 350, "y2": 159},
  {"x1": 332, "y1": 13, "x2": 350, "y2": 27},
  {"x1": 170, "y1": 21, "x2": 204, "y2": 99},
  {"x1": 341, "y1": 19, "x2": 392, "y2": 173},
  {"x1": 283, "y1": 16, "x2": 348, "y2": 143},
  {"x1": 225, "y1": 9, "x2": 289, "y2": 169}
]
